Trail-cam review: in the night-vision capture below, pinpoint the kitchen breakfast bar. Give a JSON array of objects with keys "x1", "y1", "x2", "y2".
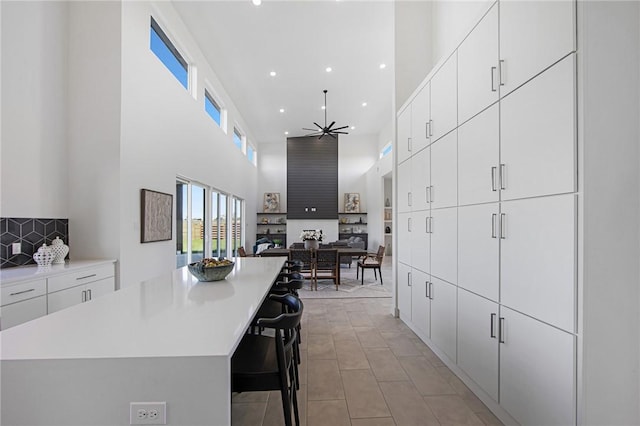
[{"x1": 0, "y1": 256, "x2": 287, "y2": 426}]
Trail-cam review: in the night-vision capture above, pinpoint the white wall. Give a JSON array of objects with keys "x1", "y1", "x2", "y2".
[
  {"x1": 1, "y1": 1, "x2": 69, "y2": 218},
  {"x1": 338, "y1": 134, "x2": 379, "y2": 212},
  {"x1": 579, "y1": 2, "x2": 640, "y2": 424},
  {"x1": 257, "y1": 141, "x2": 287, "y2": 211}
]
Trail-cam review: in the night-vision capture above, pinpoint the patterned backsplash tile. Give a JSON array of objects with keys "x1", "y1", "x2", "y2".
[{"x1": 0, "y1": 218, "x2": 69, "y2": 269}]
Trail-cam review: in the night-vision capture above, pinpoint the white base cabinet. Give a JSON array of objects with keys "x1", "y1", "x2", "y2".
[
  {"x1": 48, "y1": 277, "x2": 115, "y2": 314},
  {"x1": 410, "y1": 268, "x2": 431, "y2": 338},
  {"x1": 397, "y1": 262, "x2": 412, "y2": 323},
  {"x1": 0, "y1": 295, "x2": 47, "y2": 330},
  {"x1": 430, "y1": 277, "x2": 457, "y2": 363}
]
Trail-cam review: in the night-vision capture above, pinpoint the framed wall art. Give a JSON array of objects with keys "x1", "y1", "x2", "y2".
[
  {"x1": 141, "y1": 188, "x2": 173, "y2": 243},
  {"x1": 344, "y1": 193, "x2": 360, "y2": 213},
  {"x1": 263, "y1": 192, "x2": 281, "y2": 213}
]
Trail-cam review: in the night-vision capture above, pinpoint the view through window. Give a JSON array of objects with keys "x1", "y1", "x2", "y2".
[{"x1": 150, "y1": 17, "x2": 188, "y2": 89}]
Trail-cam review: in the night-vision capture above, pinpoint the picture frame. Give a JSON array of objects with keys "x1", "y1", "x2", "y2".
[
  {"x1": 344, "y1": 193, "x2": 360, "y2": 213},
  {"x1": 141, "y1": 189, "x2": 173, "y2": 243},
  {"x1": 263, "y1": 192, "x2": 281, "y2": 213}
]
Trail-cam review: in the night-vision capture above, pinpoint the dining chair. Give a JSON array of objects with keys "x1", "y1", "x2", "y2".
[
  {"x1": 289, "y1": 249, "x2": 315, "y2": 289},
  {"x1": 232, "y1": 294, "x2": 303, "y2": 426},
  {"x1": 314, "y1": 248, "x2": 339, "y2": 290},
  {"x1": 356, "y1": 245, "x2": 386, "y2": 285}
]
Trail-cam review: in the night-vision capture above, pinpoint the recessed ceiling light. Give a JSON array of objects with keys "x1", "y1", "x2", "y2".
[
  {"x1": 284, "y1": 131, "x2": 289, "y2": 135},
  {"x1": 252, "y1": 0, "x2": 261, "y2": 5},
  {"x1": 279, "y1": 108, "x2": 285, "y2": 113},
  {"x1": 269, "y1": 71, "x2": 276, "y2": 77},
  {"x1": 351, "y1": 126, "x2": 356, "y2": 130},
  {"x1": 321, "y1": 105, "x2": 326, "y2": 110},
  {"x1": 379, "y1": 63, "x2": 386, "y2": 69},
  {"x1": 362, "y1": 102, "x2": 368, "y2": 107},
  {"x1": 326, "y1": 67, "x2": 332, "y2": 73}
]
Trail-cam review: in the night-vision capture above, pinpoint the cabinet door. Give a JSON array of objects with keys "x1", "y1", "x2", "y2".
[
  {"x1": 501, "y1": 194, "x2": 576, "y2": 332},
  {"x1": 457, "y1": 289, "x2": 498, "y2": 401},
  {"x1": 430, "y1": 207, "x2": 457, "y2": 285},
  {"x1": 411, "y1": 147, "x2": 430, "y2": 211},
  {"x1": 499, "y1": 0, "x2": 576, "y2": 97},
  {"x1": 458, "y1": 3, "x2": 499, "y2": 124},
  {"x1": 430, "y1": 53, "x2": 458, "y2": 142},
  {"x1": 411, "y1": 83, "x2": 431, "y2": 153},
  {"x1": 397, "y1": 161, "x2": 412, "y2": 213},
  {"x1": 86, "y1": 277, "x2": 115, "y2": 301},
  {"x1": 500, "y1": 54, "x2": 576, "y2": 201},
  {"x1": 430, "y1": 130, "x2": 457, "y2": 209},
  {"x1": 430, "y1": 277, "x2": 457, "y2": 362},
  {"x1": 397, "y1": 262, "x2": 413, "y2": 323},
  {"x1": 458, "y1": 203, "x2": 499, "y2": 302},
  {"x1": 410, "y1": 210, "x2": 430, "y2": 274},
  {"x1": 500, "y1": 307, "x2": 575, "y2": 426},
  {"x1": 397, "y1": 212, "x2": 412, "y2": 265},
  {"x1": 411, "y1": 268, "x2": 431, "y2": 338},
  {"x1": 458, "y1": 104, "x2": 499, "y2": 206},
  {"x1": 0, "y1": 295, "x2": 47, "y2": 330},
  {"x1": 397, "y1": 106, "x2": 412, "y2": 164},
  {"x1": 48, "y1": 285, "x2": 84, "y2": 314}
]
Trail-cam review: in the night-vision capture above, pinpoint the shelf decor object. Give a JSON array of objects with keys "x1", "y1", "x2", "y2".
[
  {"x1": 344, "y1": 193, "x2": 360, "y2": 213},
  {"x1": 50, "y1": 237, "x2": 69, "y2": 264},
  {"x1": 32, "y1": 243, "x2": 54, "y2": 267},
  {"x1": 263, "y1": 192, "x2": 280, "y2": 213},
  {"x1": 140, "y1": 188, "x2": 173, "y2": 243}
]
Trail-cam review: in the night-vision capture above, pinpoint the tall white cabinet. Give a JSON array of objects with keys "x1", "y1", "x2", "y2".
[{"x1": 395, "y1": 1, "x2": 578, "y2": 424}]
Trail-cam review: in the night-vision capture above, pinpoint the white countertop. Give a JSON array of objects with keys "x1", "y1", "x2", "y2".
[
  {"x1": 0, "y1": 256, "x2": 286, "y2": 360},
  {"x1": 0, "y1": 259, "x2": 117, "y2": 286}
]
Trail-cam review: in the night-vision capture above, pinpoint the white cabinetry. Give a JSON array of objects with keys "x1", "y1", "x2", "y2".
[
  {"x1": 397, "y1": 106, "x2": 412, "y2": 164},
  {"x1": 411, "y1": 84, "x2": 431, "y2": 154},
  {"x1": 47, "y1": 263, "x2": 115, "y2": 314},
  {"x1": 411, "y1": 268, "x2": 431, "y2": 338},
  {"x1": 397, "y1": 262, "x2": 412, "y2": 323},
  {"x1": 499, "y1": 0, "x2": 576, "y2": 96},
  {"x1": 397, "y1": 212, "x2": 412, "y2": 266},
  {"x1": 430, "y1": 131, "x2": 457, "y2": 209},
  {"x1": 499, "y1": 307, "x2": 575, "y2": 426},
  {"x1": 411, "y1": 147, "x2": 430, "y2": 211},
  {"x1": 430, "y1": 207, "x2": 457, "y2": 285},
  {"x1": 430, "y1": 53, "x2": 458, "y2": 142},
  {"x1": 0, "y1": 279, "x2": 47, "y2": 330},
  {"x1": 397, "y1": 160, "x2": 412, "y2": 213},
  {"x1": 410, "y1": 210, "x2": 430, "y2": 274},
  {"x1": 430, "y1": 277, "x2": 457, "y2": 362},
  {"x1": 457, "y1": 288, "x2": 499, "y2": 401},
  {"x1": 458, "y1": 3, "x2": 499, "y2": 124}
]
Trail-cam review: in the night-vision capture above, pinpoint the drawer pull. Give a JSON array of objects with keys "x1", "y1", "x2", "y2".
[
  {"x1": 10, "y1": 288, "x2": 35, "y2": 296},
  {"x1": 76, "y1": 274, "x2": 97, "y2": 280}
]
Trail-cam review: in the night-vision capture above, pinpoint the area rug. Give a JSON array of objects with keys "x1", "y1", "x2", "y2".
[{"x1": 298, "y1": 276, "x2": 391, "y2": 299}]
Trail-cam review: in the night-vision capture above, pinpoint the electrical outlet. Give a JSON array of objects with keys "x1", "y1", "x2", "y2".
[
  {"x1": 11, "y1": 242, "x2": 21, "y2": 255},
  {"x1": 130, "y1": 402, "x2": 166, "y2": 425}
]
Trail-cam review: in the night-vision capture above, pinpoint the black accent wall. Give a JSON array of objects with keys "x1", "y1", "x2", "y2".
[
  {"x1": 1, "y1": 218, "x2": 69, "y2": 268},
  {"x1": 287, "y1": 136, "x2": 338, "y2": 219}
]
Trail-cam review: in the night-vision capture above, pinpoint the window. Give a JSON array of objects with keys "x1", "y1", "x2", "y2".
[
  {"x1": 211, "y1": 191, "x2": 227, "y2": 258},
  {"x1": 233, "y1": 128, "x2": 244, "y2": 151},
  {"x1": 247, "y1": 144, "x2": 256, "y2": 165},
  {"x1": 380, "y1": 142, "x2": 393, "y2": 159},
  {"x1": 205, "y1": 90, "x2": 222, "y2": 127},
  {"x1": 150, "y1": 17, "x2": 188, "y2": 89},
  {"x1": 176, "y1": 180, "x2": 206, "y2": 268},
  {"x1": 231, "y1": 197, "x2": 243, "y2": 257}
]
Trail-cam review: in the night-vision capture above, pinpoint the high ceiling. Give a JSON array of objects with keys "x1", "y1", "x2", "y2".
[{"x1": 172, "y1": 1, "x2": 395, "y2": 145}]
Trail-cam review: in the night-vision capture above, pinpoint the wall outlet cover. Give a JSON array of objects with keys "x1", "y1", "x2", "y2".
[{"x1": 130, "y1": 402, "x2": 166, "y2": 425}]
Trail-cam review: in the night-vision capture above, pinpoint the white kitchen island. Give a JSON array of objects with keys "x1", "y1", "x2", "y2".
[{"x1": 0, "y1": 256, "x2": 286, "y2": 426}]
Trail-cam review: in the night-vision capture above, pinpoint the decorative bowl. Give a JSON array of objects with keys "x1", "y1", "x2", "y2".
[{"x1": 188, "y1": 259, "x2": 235, "y2": 282}]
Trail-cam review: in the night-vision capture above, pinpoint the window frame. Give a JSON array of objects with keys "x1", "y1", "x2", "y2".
[
  {"x1": 380, "y1": 141, "x2": 393, "y2": 159},
  {"x1": 233, "y1": 127, "x2": 245, "y2": 152},
  {"x1": 150, "y1": 16, "x2": 189, "y2": 90},
  {"x1": 204, "y1": 87, "x2": 226, "y2": 132}
]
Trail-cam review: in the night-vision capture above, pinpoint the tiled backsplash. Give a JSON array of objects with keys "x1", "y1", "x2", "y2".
[{"x1": 0, "y1": 218, "x2": 69, "y2": 269}]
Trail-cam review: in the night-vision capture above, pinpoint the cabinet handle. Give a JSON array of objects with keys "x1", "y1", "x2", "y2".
[
  {"x1": 429, "y1": 120, "x2": 433, "y2": 136},
  {"x1": 430, "y1": 186, "x2": 434, "y2": 202},
  {"x1": 77, "y1": 274, "x2": 97, "y2": 281},
  {"x1": 408, "y1": 272, "x2": 412, "y2": 286},
  {"x1": 499, "y1": 317, "x2": 505, "y2": 343},
  {"x1": 425, "y1": 122, "x2": 430, "y2": 139},
  {"x1": 490, "y1": 66, "x2": 497, "y2": 92},
  {"x1": 499, "y1": 60, "x2": 505, "y2": 86},
  {"x1": 426, "y1": 186, "x2": 431, "y2": 203},
  {"x1": 87, "y1": 289, "x2": 92, "y2": 301},
  {"x1": 490, "y1": 313, "x2": 497, "y2": 338},
  {"x1": 491, "y1": 213, "x2": 497, "y2": 239},
  {"x1": 408, "y1": 137, "x2": 412, "y2": 152},
  {"x1": 408, "y1": 217, "x2": 412, "y2": 232},
  {"x1": 499, "y1": 164, "x2": 506, "y2": 190},
  {"x1": 408, "y1": 192, "x2": 412, "y2": 207},
  {"x1": 429, "y1": 216, "x2": 433, "y2": 234},
  {"x1": 9, "y1": 288, "x2": 35, "y2": 296},
  {"x1": 425, "y1": 281, "x2": 429, "y2": 298},
  {"x1": 425, "y1": 186, "x2": 429, "y2": 204},
  {"x1": 429, "y1": 282, "x2": 434, "y2": 300},
  {"x1": 81, "y1": 290, "x2": 87, "y2": 303},
  {"x1": 491, "y1": 166, "x2": 497, "y2": 191},
  {"x1": 500, "y1": 213, "x2": 506, "y2": 239},
  {"x1": 425, "y1": 216, "x2": 429, "y2": 234}
]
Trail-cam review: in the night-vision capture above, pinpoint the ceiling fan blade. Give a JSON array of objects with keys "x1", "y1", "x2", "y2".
[
  {"x1": 328, "y1": 133, "x2": 337, "y2": 139},
  {"x1": 318, "y1": 133, "x2": 326, "y2": 140},
  {"x1": 302, "y1": 128, "x2": 319, "y2": 131},
  {"x1": 332, "y1": 125, "x2": 349, "y2": 131},
  {"x1": 313, "y1": 122, "x2": 323, "y2": 130},
  {"x1": 332, "y1": 131, "x2": 349, "y2": 134},
  {"x1": 326, "y1": 121, "x2": 336, "y2": 130}
]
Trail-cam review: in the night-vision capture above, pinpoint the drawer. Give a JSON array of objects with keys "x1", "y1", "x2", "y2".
[
  {"x1": 0, "y1": 295, "x2": 47, "y2": 330},
  {"x1": 48, "y1": 264, "x2": 115, "y2": 293},
  {"x1": 1, "y1": 279, "x2": 47, "y2": 306}
]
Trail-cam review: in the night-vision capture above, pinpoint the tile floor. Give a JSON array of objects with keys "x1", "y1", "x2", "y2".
[{"x1": 231, "y1": 296, "x2": 503, "y2": 426}]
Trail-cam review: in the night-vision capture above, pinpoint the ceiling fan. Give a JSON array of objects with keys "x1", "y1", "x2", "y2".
[{"x1": 303, "y1": 89, "x2": 350, "y2": 139}]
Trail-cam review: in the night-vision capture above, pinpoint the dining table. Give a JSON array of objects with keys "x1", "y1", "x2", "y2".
[
  {"x1": 0, "y1": 256, "x2": 287, "y2": 426},
  {"x1": 259, "y1": 246, "x2": 367, "y2": 285}
]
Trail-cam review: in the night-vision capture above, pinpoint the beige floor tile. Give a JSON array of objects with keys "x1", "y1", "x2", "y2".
[
  {"x1": 379, "y1": 381, "x2": 440, "y2": 426},
  {"x1": 381, "y1": 332, "x2": 424, "y2": 357},
  {"x1": 307, "y1": 359, "x2": 345, "y2": 400},
  {"x1": 331, "y1": 325, "x2": 359, "y2": 342},
  {"x1": 370, "y1": 314, "x2": 405, "y2": 332},
  {"x1": 232, "y1": 391, "x2": 270, "y2": 403},
  {"x1": 308, "y1": 333, "x2": 337, "y2": 360},
  {"x1": 365, "y1": 348, "x2": 409, "y2": 382},
  {"x1": 458, "y1": 388, "x2": 490, "y2": 414},
  {"x1": 448, "y1": 374, "x2": 471, "y2": 395},
  {"x1": 348, "y1": 310, "x2": 373, "y2": 327},
  {"x1": 351, "y1": 418, "x2": 397, "y2": 426},
  {"x1": 424, "y1": 395, "x2": 484, "y2": 425},
  {"x1": 398, "y1": 356, "x2": 456, "y2": 396},
  {"x1": 476, "y1": 409, "x2": 503, "y2": 425},
  {"x1": 307, "y1": 400, "x2": 351, "y2": 426},
  {"x1": 262, "y1": 385, "x2": 307, "y2": 426},
  {"x1": 335, "y1": 339, "x2": 370, "y2": 370},
  {"x1": 341, "y1": 369, "x2": 391, "y2": 418},
  {"x1": 356, "y1": 328, "x2": 389, "y2": 348},
  {"x1": 299, "y1": 349, "x2": 308, "y2": 385},
  {"x1": 434, "y1": 365, "x2": 454, "y2": 381},
  {"x1": 231, "y1": 402, "x2": 267, "y2": 426}
]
